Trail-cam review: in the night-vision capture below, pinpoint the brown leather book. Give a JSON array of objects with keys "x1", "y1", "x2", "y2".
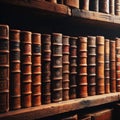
[
  {"x1": 115, "y1": 0, "x2": 120, "y2": 16},
  {"x1": 110, "y1": 40, "x2": 116, "y2": 93},
  {"x1": 109, "y1": 0, "x2": 115, "y2": 15},
  {"x1": 41, "y1": 34, "x2": 51, "y2": 104},
  {"x1": 21, "y1": 31, "x2": 32, "y2": 108},
  {"x1": 80, "y1": 0, "x2": 89, "y2": 11},
  {"x1": 116, "y1": 38, "x2": 120, "y2": 92},
  {"x1": 96, "y1": 36, "x2": 105, "y2": 95},
  {"x1": 46, "y1": 0, "x2": 57, "y2": 3},
  {"x1": 61, "y1": 114, "x2": 78, "y2": 120},
  {"x1": 0, "y1": 24, "x2": 9, "y2": 113},
  {"x1": 63, "y1": 0, "x2": 79, "y2": 8},
  {"x1": 99, "y1": 0, "x2": 109, "y2": 14},
  {"x1": 69, "y1": 37, "x2": 77, "y2": 99},
  {"x1": 77, "y1": 36, "x2": 88, "y2": 98},
  {"x1": 62, "y1": 35, "x2": 70, "y2": 101},
  {"x1": 51, "y1": 33, "x2": 62, "y2": 102},
  {"x1": 10, "y1": 29, "x2": 21, "y2": 110},
  {"x1": 104, "y1": 39, "x2": 110, "y2": 93},
  {"x1": 89, "y1": 0, "x2": 99, "y2": 12},
  {"x1": 32, "y1": 33, "x2": 41, "y2": 106},
  {"x1": 87, "y1": 36, "x2": 96, "y2": 96},
  {"x1": 91, "y1": 109, "x2": 113, "y2": 120}
]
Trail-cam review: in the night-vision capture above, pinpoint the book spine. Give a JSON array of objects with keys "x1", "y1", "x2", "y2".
[
  {"x1": 80, "y1": 0, "x2": 89, "y2": 11},
  {"x1": 41, "y1": 34, "x2": 51, "y2": 104},
  {"x1": 63, "y1": 0, "x2": 79, "y2": 8},
  {"x1": 32, "y1": 33, "x2": 41, "y2": 106},
  {"x1": 21, "y1": 31, "x2": 32, "y2": 108},
  {"x1": 110, "y1": 40, "x2": 116, "y2": 92},
  {"x1": 62, "y1": 35, "x2": 70, "y2": 101},
  {"x1": 10, "y1": 29, "x2": 21, "y2": 110},
  {"x1": 115, "y1": 0, "x2": 120, "y2": 16},
  {"x1": 96, "y1": 36, "x2": 105, "y2": 95},
  {"x1": 61, "y1": 114, "x2": 78, "y2": 120},
  {"x1": 46, "y1": 0, "x2": 57, "y2": 3},
  {"x1": 109, "y1": 0, "x2": 115, "y2": 15},
  {"x1": 69, "y1": 37, "x2": 77, "y2": 99},
  {"x1": 51, "y1": 33, "x2": 62, "y2": 102},
  {"x1": 77, "y1": 37, "x2": 88, "y2": 98},
  {"x1": 104, "y1": 39, "x2": 110, "y2": 93},
  {"x1": 116, "y1": 38, "x2": 120, "y2": 92},
  {"x1": 0, "y1": 24, "x2": 9, "y2": 113},
  {"x1": 89, "y1": 0, "x2": 99, "y2": 12},
  {"x1": 99, "y1": 0, "x2": 109, "y2": 14},
  {"x1": 87, "y1": 36, "x2": 96, "y2": 96}
]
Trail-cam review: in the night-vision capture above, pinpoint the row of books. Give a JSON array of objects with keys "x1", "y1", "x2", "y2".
[
  {"x1": 0, "y1": 24, "x2": 120, "y2": 113},
  {"x1": 45, "y1": 0, "x2": 120, "y2": 15}
]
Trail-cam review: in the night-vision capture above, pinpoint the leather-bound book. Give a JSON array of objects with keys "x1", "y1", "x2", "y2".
[
  {"x1": 32, "y1": 33, "x2": 41, "y2": 106},
  {"x1": 63, "y1": 0, "x2": 79, "y2": 8},
  {"x1": 99, "y1": 0, "x2": 109, "y2": 14},
  {"x1": 46, "y1": 0, "x2": 57, "y2": 3},
  {"x1": 41, "y1": 34, "x2": 51, "y2": 104},
  {"x1": 10, "y1": 29, "x2": 21, "y2": 110},
  {"x1": 69, "y1": 37, "x2": 77, "y2": 99},
  {"x1": 116, "y1": 38, "x2": 120, "y2": 92},
  {"x1": 21, "y1": 31, "x2": 32, "y2": 108},
  {"x1": 51, "y1": 33, "x2": 62, "y2": 102},
  {"x1": 109, "y1": 0, "x2": 115, "y2": 15},
  {"x1": 61, "y1": 114, "x2": 78, "y2": 120},
  {"x1": 96, "y1": 36, "x2": 105, "y2": 95},
  {"x1": 87, "y1": 36, "x2": 96, "y2": 96},
  {"x1": 80, "y1": 0, "x2": 89, "y2": 11},
  {"x1": 104, "y1": 39, "x2": 110, "y2": 93},
  {"x1": 115, "y1": 0, "x2": 120, "y2": 16},
  {"x1": 89, "y1": 0, "x2": 99, "y2": 12},
  {"x1": 110, "y1": 40, "x2": 116, "y2": 93},
  {"x1": 91, "y1": 109, "x2": 113, "y2": 120},
  {"x1": 77, "y1": 36, "x2": 88, "y2": 98},
  {"x1": 62, "y1": 35, "x2": 70, "y2": 101},
  {"x1": 0, "y1": 24, "x2": 9, "y2": 113}
]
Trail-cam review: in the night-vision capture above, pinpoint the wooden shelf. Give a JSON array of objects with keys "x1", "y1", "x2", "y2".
[
  {"x1": 72, "y1": 9, "x2": 120, "y2": 29},
  {"x1": 0, "y1": 0, "x2": 71, "y2": 16},
  {"x1": 0, "y1": 93, "x2": 120, "y2": 120}
]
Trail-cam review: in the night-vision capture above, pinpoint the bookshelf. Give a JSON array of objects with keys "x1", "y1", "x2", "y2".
[{"x1": 1, "y1": 0, "x2": 120, "y2": 120}]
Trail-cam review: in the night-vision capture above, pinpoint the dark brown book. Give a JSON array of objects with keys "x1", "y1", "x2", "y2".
[
  {"x1": 77, "y1": 36, "x2": 88, "y2": 98},
  {"x1": 116, "y1": 38, "x2": 120, "y2": 92},
  {"x1": 80, "y1": 0, "x2": 89, "y2": 10},
  {"x1": 69, "y1": 37, "x2": 77, "y2": 99},
  {"x1": 32, "y1": 33, "x2": 41, "y2": 106},
  {"x1": 91, "y1": 109, "x2": 113, "y2": 120},
  {"x1": 62, "y1": 35, "x2": 70, "y2": 101},
  {"x1": 51, "y1": 33, "x2": 62, "y2": 102},
  {"x1": 109, "y1": 0, "x2": 115, "y2": 15},
  {"x1": 20, "y1": 31, "x2": 32, "y2": 108},
  {"x1": 104, "y1": 39, "x2": 110, "y2": 93},
  {"x1": 87, "y1": 36, "x2": 96, "y2": 96},
  {"x1": 99, "y1": 0, "x2": 109, "y2": 14},
  {"x1": 10, "y1": 29, "x2": 21, "y2": 110},
  {"x1": 0, "y1": 24, "x2": 9, "y2": 113},
  {"x1": 110, "y1": 40, "x2": 116, "y2": 93},
  {"x1": 115, "y1": 0, "x2": 120, "y2": 16},
  {"x1": 63, "y1": 0, "x2": 79, "y2": 8},
  {"x1": 41, "y1": 34, "x2": 51, "y2": 104},
  {"x1": 89, "y1": 0, "x2": 99, "y2": 12},
  {"x1": 96, "y1": 36, "x2": 105, "y2": 95}
]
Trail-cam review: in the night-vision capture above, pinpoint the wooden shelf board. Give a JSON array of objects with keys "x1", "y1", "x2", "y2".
[
  {"x1": 0, "y1": 0, "x2": 71, "y2": 16},
  {"x1": 0, "y1": 93, "x2": 120, "y2": 120},
  {"x1": 72, "y1": 9, "x2": 120, "y2": 28}
]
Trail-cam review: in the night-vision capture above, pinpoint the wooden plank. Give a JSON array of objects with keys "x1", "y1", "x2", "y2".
[
  {"x1": 72, "y1": 9, "x2": 120, "y2": 26},
  {"x1": 0, "y1": 93, "x2": 120, "y2": 120},
  {"x1": 0, "y1": 0, "x2": 71, "y2": 16}
]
